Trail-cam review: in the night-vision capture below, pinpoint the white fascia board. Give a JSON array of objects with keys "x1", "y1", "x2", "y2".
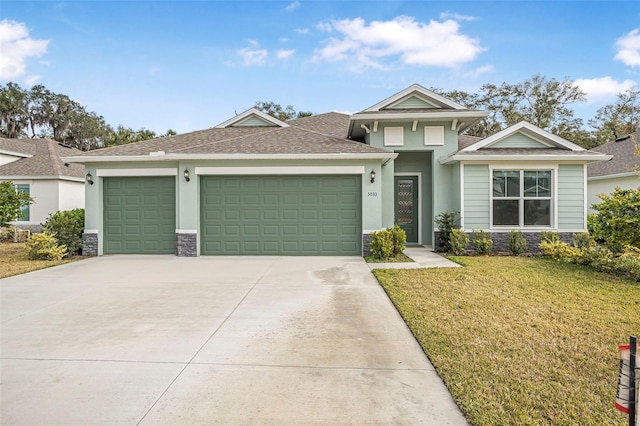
[
  {"x1": 214, "y1": 108, "x2": 289, "y2": 128},
  {"x1": 0, "y1": 149, "x2": 32, "y2": 158},
  {"x1": 196, "y1": 166, "x2": 365, "y2": 175},
  {"x1": 463, "y1": 121, "x2": 586, "y2": 152},
  {"x1": 96, "y1": 168, "x2": 178, "y2": 177},
  {"x1": 0, "y1": 175, "x2": 84, "y2": 182},
  {"x1": 350, "y1": 110, "x2": 488, "y2": 122},
  {"x1": 64, "y1": 152, "x2": 398, "y2": 162},
  {"x1": 588, "y1": 172, "x2": 639, "y2": 181},
  {"x1": 362, "y1": 84, "x2": 468, "y2": 111},
  {"x1": 439, "y1": 153, "x2": 612, "y2": 165}
]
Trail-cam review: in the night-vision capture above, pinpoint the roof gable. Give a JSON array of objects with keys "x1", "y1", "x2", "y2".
[
  {"x1": 215, "y1": 108, "x2": 289, "y2": 128},
  {"x1": 363, "y1": 83, "x2": 467, "y2": 112},
  {"x1": 462, "y1": 121, "x2": 586, "y2": 152}
]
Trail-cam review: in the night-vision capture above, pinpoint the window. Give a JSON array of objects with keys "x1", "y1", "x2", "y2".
[
  {"x1": 384, "y1": 127, "x2": 404, "y2": 146},
  {"x1": 492, "y1": 170, "x2": 551, "y2": 227},
  {"x1": 424, "y1": 126, "x2": 444, "y2": 146},
  {"x1": 11, "y1": 184, "x2": 30, "y2": 221}
]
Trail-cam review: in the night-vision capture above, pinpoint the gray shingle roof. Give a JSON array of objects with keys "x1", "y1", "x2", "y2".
[
  {"x1": 458, "y1": 134, "x2": 482, "y2": 150},
  {"x1": 0, "y1": 138, "x2": 84, "y2": 178},
  {"x1": 71, "y1": 112, "x2": 391, "y2": 157},
  {"x1": 588, "y1": 133, "x2": 639, "y2": 178}
]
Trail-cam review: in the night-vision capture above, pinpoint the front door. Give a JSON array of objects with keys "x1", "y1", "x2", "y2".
[{"x1": 395, "y1": 176, "x2": 419, "y2": 243}]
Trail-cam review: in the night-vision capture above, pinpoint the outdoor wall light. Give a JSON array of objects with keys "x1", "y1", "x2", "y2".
[
  {"x1": 183, "y1": 168, "x2": 190, "y2": 182},
  {"x1": 85, "y1": 172, "x2": 94, "y2": 185},
  {"x1": 370, "y1": 169, "x2": 376, "y2": 183}
]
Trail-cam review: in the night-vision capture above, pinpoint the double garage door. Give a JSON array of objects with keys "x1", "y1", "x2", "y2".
[{"x1": 103, "y1": 175, "x2": 362, "y2": 255}]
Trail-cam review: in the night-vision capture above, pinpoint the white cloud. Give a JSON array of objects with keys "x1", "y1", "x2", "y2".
[
  {"x1": 439, "y1": 12, "x2": 478, "y2": 22},
  {"x1": 464, "y1": 64, "x2": 494, "y2": 78},
  {"x1": 574, "y1": 76, "x2": 637, "y2": 103},
  {"x1": 284, "y1": 1, "x2": 300, "y2": 12},
  {"x1": 276, "y1": 49, "x2": 295, "y2": 59},
  {"x1": 615, "y1": 29, "x2": 640, "y2": 67},
  {"x1": 24, "y1": 74, "x2": 41, "y2": 86},
  {"x1": 237, "y1": 45, "x2": 268, "y2": 66},
  {"x1": 294, "y1": 28, "x2": 310, "y2": 35},
  {"x1": 315, "y1": 22, "x2": 332, "y2": 33},
  {"x1": 0, "y1": 19, "x2": 49, "y2": 80},
  {"x1": 312, "y1": 16, "x2": 484, "y2": 71}
]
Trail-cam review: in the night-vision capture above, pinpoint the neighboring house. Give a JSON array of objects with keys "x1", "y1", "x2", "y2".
[
  {"x1": 0, "y1": 138, "x2": 85, "y2": 230},
  {"x1": 587, "y1": 131, "x2": 639, "y2": 211},
  {"x1": 63, "y1": 84, "x2": 610, "y2": 256}
]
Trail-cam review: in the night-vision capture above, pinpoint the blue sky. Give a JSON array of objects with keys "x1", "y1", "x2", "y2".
[{"x1": 2, "y1": 1, "x2": 640, "y2": 134}]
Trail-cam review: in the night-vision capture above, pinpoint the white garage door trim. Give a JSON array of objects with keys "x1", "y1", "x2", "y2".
[{"x1": 195, "y1": 166, "x2": 365, "y2": 175}]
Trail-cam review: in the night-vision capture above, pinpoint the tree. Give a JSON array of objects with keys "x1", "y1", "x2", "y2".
[
  {"x1": 589, "y1": 89, "x2": 640, "y2": 144},
  {"x1": 0, "y1": 181, "x2": 33, "y2": 228},
  {"x1": 254, "y1": 101, "x2": 312, "y2": 121},
  {"x1": 435, "y1": 75, "x2": 591, "y2": 146},
  {"x1": 0, "y1": 82, "x2": 29, "y2": 138}
]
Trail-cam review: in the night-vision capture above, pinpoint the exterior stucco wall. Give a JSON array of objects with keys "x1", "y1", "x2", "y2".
[
  {"x1": 58, "y1": 180, "x2": 85, "y2": 212},
  {"x1": 587, "y1": 175, "x2": 639, "y2": 212},
  {"x1": 5, "y1": 179, "x2": 58, "y2": 226}
]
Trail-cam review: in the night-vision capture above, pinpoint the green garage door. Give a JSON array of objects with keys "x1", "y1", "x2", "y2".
[
  {"x1": 104, "y1": 176, "x2": 176, "y2": 254},
  {"x1": 201, "y1": 175, "x2": 362, "y2": 255}
]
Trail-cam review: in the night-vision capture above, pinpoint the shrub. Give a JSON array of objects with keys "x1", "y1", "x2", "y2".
[
  {"x1": 25, "y1": 232, "x2": 67, "y2": 261},
  {"x1": 590, "y1": 187, "x2": 640, "y2": 252},
  {"x1": 449, "y1": 229, "x2": 469, "y2": 256},
  {"x1": 472, "y1": 229, "x2": 493, "y2": 255},
  {"x1": 539, "y1": 231, "x2": 560, "y2": 244},
  {"x1": 42, "y1": 209, "x2": 84, "y2": 256},
  {"x1": 434, "y1": 211, "x2": 459, "y2": 253},
  {"x1": 539, "y1": 240, "x2": 582, "y2": 262},
  {"x1": 572, "y1": 233, "x2": 594, "y2": 250},
  {"x1": 508, "y1": 230, "x2": 527, "y2": 256},
  {"x1": 0, "y1": 181, "x2": 33, "y2": 227},
  {"x1": 370, "y1": 228, "x2": 394, "y2": 260},
  {"x1": 391, "y1": 225, "x2": 407, "y2": 256}
]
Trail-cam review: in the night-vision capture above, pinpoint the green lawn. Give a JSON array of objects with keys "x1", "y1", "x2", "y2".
[
  {"x1": 374, "y1": 256, "x2": 639, "y2": 426},
  {"x1": 0, "y1": 242, "x2": 80, "y2": 279}
]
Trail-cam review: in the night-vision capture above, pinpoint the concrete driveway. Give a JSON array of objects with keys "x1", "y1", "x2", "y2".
[{"x1": 1, "y1": 256, "x2": 467, "y2": 425}]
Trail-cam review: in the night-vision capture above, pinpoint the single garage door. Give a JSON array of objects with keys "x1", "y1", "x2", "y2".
[
  {"x1": 201, "y1": 175, "x2": 362, "y2": 255},
  {"x1": 103, "y1": 176, "x2": 176, "y2": 254}
]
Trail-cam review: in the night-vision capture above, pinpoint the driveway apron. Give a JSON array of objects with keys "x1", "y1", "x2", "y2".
[{"x1": 1, "y1": 255, "x2": 467, "y2": 425}]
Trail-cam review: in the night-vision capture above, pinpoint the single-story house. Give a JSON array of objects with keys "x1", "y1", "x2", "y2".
[
  {"x1": 63, "y1": 84, "x2": 611, "y2": 256},
  {"x1": 0, "y1": 137, "x2": 85, "y2": 230},
  {"x1": 587, "y1": 131, "x2": 639, "y2": 211}
]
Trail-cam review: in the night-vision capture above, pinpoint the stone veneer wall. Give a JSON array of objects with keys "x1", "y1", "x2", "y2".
[
  {"x1": 82, "y1": 232, "x2": 98, "y2": 256},
  {"x1": 176, "y1": 233, "x2": 197, "y2": 257},
  {"x1": 433, "y1": 231, "x2": 575, "y2": 254},
  {"x1": 362, "y1": 233, "x2": 372, "y2": 257}
]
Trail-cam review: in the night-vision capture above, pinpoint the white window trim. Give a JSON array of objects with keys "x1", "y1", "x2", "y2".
[
  {"x1": 394, "y1": 172, "x2": 422, "y2": 245},
  {"x1": 489, "y1": 166, "x2": 557, "y2": 230},
  {"x1": 384, "y1": 127, "x2": 404, "y2": 146},
  {"x1": 424, "y1": 126, "x2": 445, "y2": 146}
]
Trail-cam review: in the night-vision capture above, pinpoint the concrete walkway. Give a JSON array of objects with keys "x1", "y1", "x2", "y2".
[
  {"x1": 367, "y1": 246, "x2": 461, "y2": 270},
  {"x1": 1, "y1": 255, "x2": 468, "y2": 425}
]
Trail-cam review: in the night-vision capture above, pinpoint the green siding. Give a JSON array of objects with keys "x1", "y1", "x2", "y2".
[
  {"x1": 393, "y1": 96, "x2": 436, "y2": 109},
  {"x1": 463, "y1": 164, "x2": 490, "y2": 229},
  {"x1": 489, "y1": 133, "x2": 549, "y2": 149},
  {"x1": 103, "y1": 176, "x2": 176, "y2": 254},
  {"x1": 234, "y1": 116, "x2": 277, "y2": 127},
  {"x1": 200, "y1": 175, "x2": 361, "y2": 255},
  {"x1": 557, "y1": 164, "x2": 585, "y2": 230}
]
